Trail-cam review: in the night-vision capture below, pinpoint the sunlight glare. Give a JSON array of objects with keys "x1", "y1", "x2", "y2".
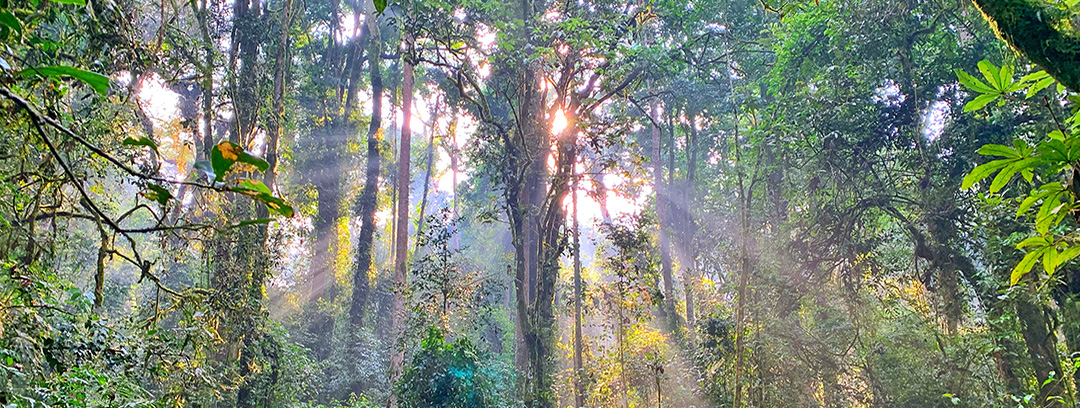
[{"x1": 551, "y1": 108, "x2": 568, "y2": 135}]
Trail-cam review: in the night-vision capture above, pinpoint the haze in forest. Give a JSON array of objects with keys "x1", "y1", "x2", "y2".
[{"x1": 3, "y1": 0, "x2": 1080, "y2": 407}]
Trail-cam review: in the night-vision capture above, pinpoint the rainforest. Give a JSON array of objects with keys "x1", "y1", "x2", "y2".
[{"x1": 3, "y1": 0, "x2": 1080, "y2": 407}]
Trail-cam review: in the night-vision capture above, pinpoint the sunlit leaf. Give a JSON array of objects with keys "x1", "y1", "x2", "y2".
[
  {"x1": 1035, "y1": 192, "x2": 1063, "y2": 234},
  {"x1": 1012, "y1": 139, "x2": 1033, "y2": 156},
  {"x1": 989, "y1": 160, "x2": 1037, "y2": 193},
  {"x1": 1022, "y1": 169, "x2": 1034, "y2": 183},
  {"x1": 255, "y1": 193, "x2": 294, "y2": 217},
  {"x1": 1027, "y1": 76, "x2": 1056, "y2": 98},
  {"x1": 237, "y1": 151, "x2": 270, "y2": 172},
  {"x1": 1017, "y1": 183, "x2": 1063, "y2": 215},
  {"x1": 978, "y1": 60, "x2": 1001, "y2": 90},
  {"x1": 955, "y1": 68, "x2": 996, "y2": 94},
  {"x1": 1020, "y1": 70, "x2": 1049, "y2": 83},
  {"x1": 999, "y1": 64, "x2": 1016, "y2": 91},
  {"x1": 964, "y1": 93, "x2": 999, "y2": 112},
  {"x1": 1043, "y1": 245, "x2": 1058, "y2": 275},
  {"x1": 1011, "y1": 249, "x2": 1041, "y2": 285},
  {"x1": 1055, "y1": 246, "x2": 1080, "y2": 270},
  {"x1": 210, "y1": 142, "x2": 238, "y2": 182},
  {"x1": 1015, "y1": 236, "x2": 1049, "y2": 249},
  {"x1": 237, "y1": 179, "x2": 272, "y2": 195}
]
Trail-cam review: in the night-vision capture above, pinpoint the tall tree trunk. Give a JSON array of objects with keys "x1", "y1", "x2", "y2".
[
  {"x1": 513, "y1": 0, "x2": 542, "y2": 397},
  {"x1": 386, "y1": 26, "x2": 414, "y2": 408},
  {"x1": 193, "y1": 0, "x2": 215, "y2": 160},
  {"x1": 262, "y1": 0, "x2": 292, "y2": 213},
  {"x1": 388, "y1": 36, "x2": 415, "y2": 402},
  {"x1": 310, "y1": 143, "x2": 342, "y2": 302},
  {"x1": 678, "y1": 115, "x2": 698, "y2": 334},
  {"x1": 308, "y1": 0, "x2": 359, "y2": 304},
  {"x1": 350, "y1": 0, "x2": 383, "y2": 329},
  {"x1": 1016, "y1": 290, "x2": 1067, "y2": 406},
  {"x1": 448, "y1": 112, "x2": 460, "y2": 250},
  {"x1": 650, "y1": 99, "x2": 675, "y2": 323},
  {"x1": 415, "y1": 99, "x2": 440, "y2": 252}
]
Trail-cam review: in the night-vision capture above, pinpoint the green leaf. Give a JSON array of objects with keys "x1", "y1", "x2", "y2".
[
  {"x1": 1013, "y1": 139, "x2": 1033, "y2": 156},
  {"x1": 999, "y1": 64, "x2": 1016, "y2": 91},
  {"x1": 955, "y1": 69, "x2": 996, "y2": 94},
  {"x1": 978, "y1": 60, "x2": 1002, "y2": 90},
  {"x1": 122, "y1": 136, "x2": 158, "y2": 151},
  {"x1": 210, "y1": 142, "x2": 238, "y2": 182},
  {"x1": 1022, "y1": 169, "x2": 1034, "y2": 183},
  {"x1": 0, "y1": 11, "x2": 21, "y2": 37},
  {"x1": 1019, "y1": 70, "x2": 1050, "y2": 83},
  {"x1": 19, "y1": 66, "x2": 108, "y2": 95},
  {"x1": 1036, "y1": 192, "x2": 1063, "y2": 234},
  {"x1": 254, "y1": 193, "x2": 294, "y2": 217},
  {"x1": 46, "y1": 0, "x2": 87, "y2": 4},
  {"x1": 1027, "y1": 77, "x2": 1056, "y2": 98},
  {"x1": 1011, "y1": 249, "x2": 1041, "y2": 285},
  {"x1": 236, "y1": 152, "x2": 270, "y2": 172},
  {"x1": 1016, "y1": 183, "x2": 1062, "y2": 216},
  {"x1": 141, "y1": 185, "x2": 172, "y2": 206},
  {"x1": 976, "y1": 144, "x2": 1020, "y2": 158},
  {"x1": 1055, "y1": 246, "x2": 1080, "y2": 269},
  {"x1": 989, "y1": 160, "x2": 1034, "y2": 193},
  {"x1": 1049, "y1": 130, "x2": 1066, "y2": 141},
  {"x1": 1016, "y1": 236, "x2": 1050, "y2": 249},
  {"x1": 961, "y1": 159, "x2": 1012, "y2": 190},
  {"x1": 211, "y1": 141, "x2": 269, "y2": 181},
  {"x1": 1043, "y1": 245, "x2": 1059, "y2": 275},
  {"x1": 232, "y1": 180, "x2": 272, "y2": 196},
  {"x1": 1018, "y1": 196, "x2": 1040, "y2": 215},
  {"x1": 964, "y1": 93, "x2": 1000, "y2": 112},
  {"x1": 374, "y1": 0, "x2": 387, "y2": 13}
]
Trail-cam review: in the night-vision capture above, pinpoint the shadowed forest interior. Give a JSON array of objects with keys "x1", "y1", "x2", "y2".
[{"x1": 5, "y1": 0, "x2": 1080, "y2": 407}]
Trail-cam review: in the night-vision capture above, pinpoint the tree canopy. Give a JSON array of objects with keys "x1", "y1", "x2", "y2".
[{"x1": 4, "y1": 0, "x2": 1080, "y2": 407}]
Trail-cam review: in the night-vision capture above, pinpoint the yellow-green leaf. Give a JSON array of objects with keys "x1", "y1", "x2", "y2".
[
  {"x1": 1016, "y1": 236, "x2": 1050, "y2": 249},
  {"x1": 1043, "y1": 246, "x2": 1058, "y2": 275},
  {"x1": 978, "y1": 60, "x2": 1002, "y2": 90},
  {"x1": 955, "y1": 69, "x2": 996, "y2": 94},
  {"x1": 964, "y1": 93, "x2": 999, "y2": 112},
  {"x1": 1011, "y1": 249, "x2": 1041, "y2": 285},
  {"x1": 1027, "y1": 76, "x2": 1056, "y2": 98}
]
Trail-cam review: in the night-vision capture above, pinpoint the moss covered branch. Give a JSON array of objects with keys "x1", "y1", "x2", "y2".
[{"x1": 973, "y1": 0, "x2": 1080, "y2": 91}]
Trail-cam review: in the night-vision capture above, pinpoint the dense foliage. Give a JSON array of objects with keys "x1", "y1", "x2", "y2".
[{"x1": 5, "y1": 0, "x2": 1080, "y2": 407}]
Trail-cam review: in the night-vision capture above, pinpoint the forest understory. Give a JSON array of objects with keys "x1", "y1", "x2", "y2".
[{"x1": 3, "y1": 0, "x2": 1080, "y2": 407}]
